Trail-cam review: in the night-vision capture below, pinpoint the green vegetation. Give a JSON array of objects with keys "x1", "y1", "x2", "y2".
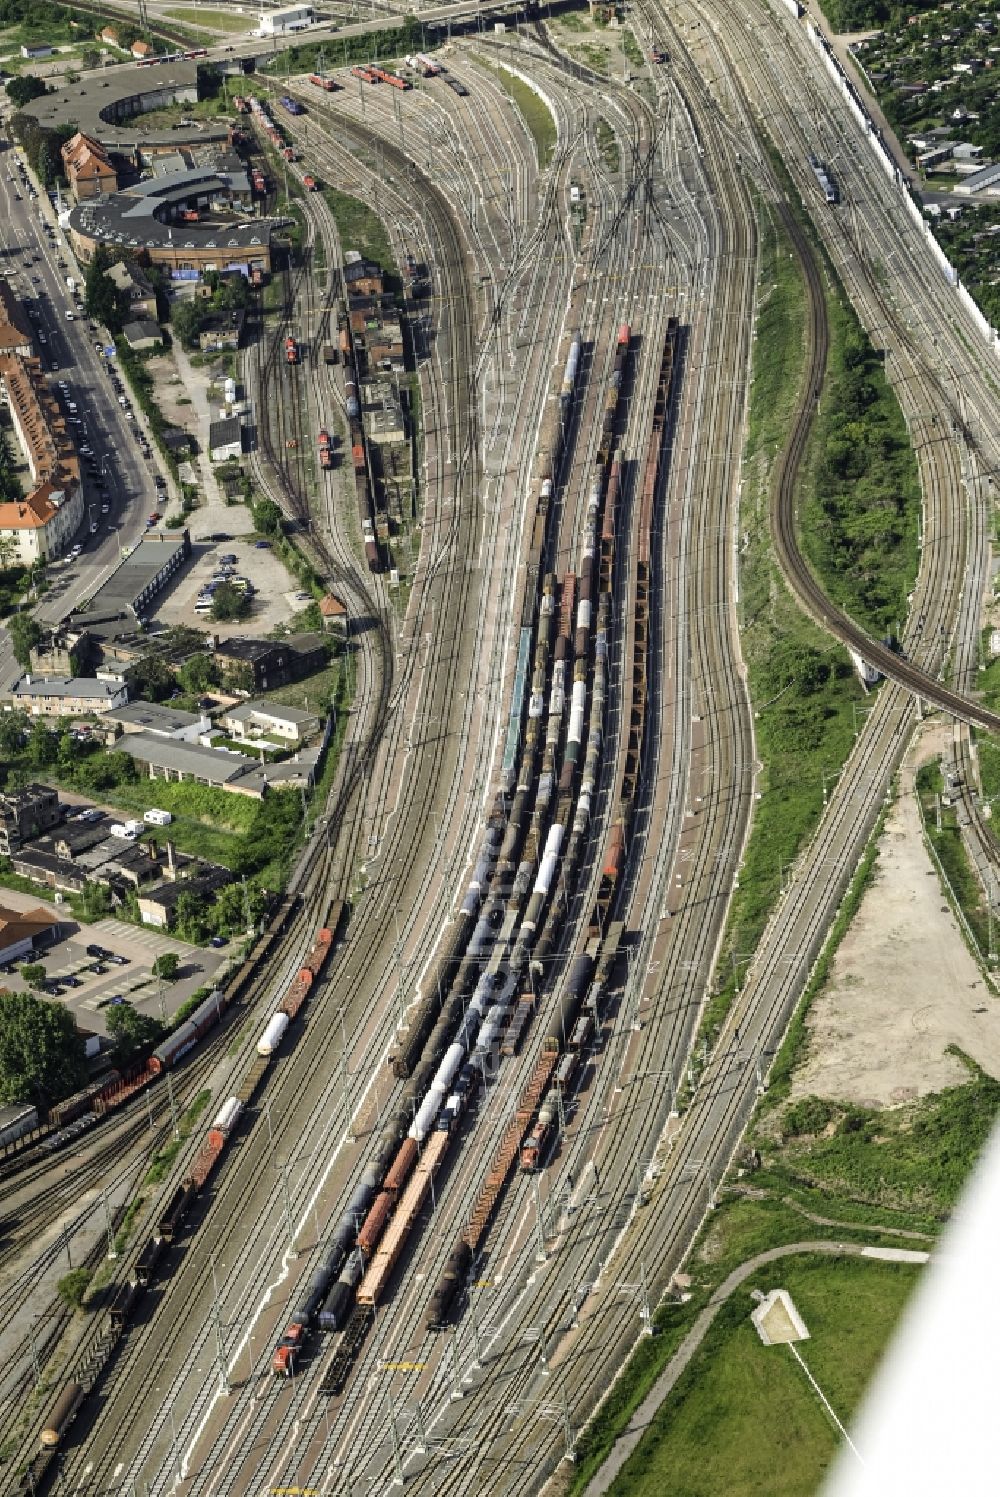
[
  {"x1": 0, "y1": 564, "x2": 35, "y2": 619},
  {"x1": 211, "y1": 580, "x2": 251, "y2": 622},
  {"x1": 798, "y1": 308, "x2": 920, "y2": 639},
  {"x1": 762, "y1": 1055, "x2": 1000, "y2": 1218},
  {"x1": 170, "y1": 270, "x2": 251, "y2": 349},
  {"x1": 106, "y1": 1002, "x2": 164, "y2": 1065},
  {"x1": 322, "y1": 188, "x2": 397, "y2": 285},
  {"x1": 704, "y1": 206, "x2": 865, "y2": 1051},
  {"x1": 267, "y1": 19, "x2": 421, "y2": 75},
  {"x1": 84, "y1": 246, "x2": 134, "y2": 335},
  {"x1": 915, "y1": 759, "x2": 994, "y2": 962},
  {"x1": 152, "y1": 952, "x2": 179, "y2": 982},
  {"x1": 604, "y1": 1255, "x2": 916, "y2": 1497},
  {"x1": 485, "y1": 62, "x2": 557, "y2": 170},
  {"x1": 56, "y1": 1267, "x2": 93, "y2": 1310},
  {"x1": 621, "y1": 28, "x2": 645, "y2": 69},
  {"x1": 163, "y1": 5, "x2": 251, "y2": 31},
  {"x1": 7, "y1": 611, "x2": 40, "y2": 671},
  {"x1": 0, "y1": 988, "x2": 86, "y2": 1108},
  {"x1": 5, "y1": 73, "x2": 47, "y2": 109},
  {"x1": 144, "y1": 1087, "x2": 211, "y2": 1186},
  {"x1": 9, "y1": 109, "x2": 74, "y2": 188},
  {"x1": 595, "y1": 118, "x2": 620, "y2": 173},
  {"x1": 19, "y1": 962, "x2": 46, "y2": 990}
]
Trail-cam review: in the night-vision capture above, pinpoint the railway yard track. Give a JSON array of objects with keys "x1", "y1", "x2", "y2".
[{"x1": 6, "y1": 3, "x2": 1000, "y2": 1494}]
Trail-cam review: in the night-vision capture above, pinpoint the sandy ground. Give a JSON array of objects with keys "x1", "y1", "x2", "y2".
[
  {"x1": 790, "y1": 723, "x2": 1000, "y2": 1108},
  {"x1": 151, "y1": 534, "x2": 302, "y2": 638}
]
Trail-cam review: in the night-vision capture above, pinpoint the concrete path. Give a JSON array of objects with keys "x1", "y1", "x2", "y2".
[
  {"x1": 586, "y1": 1238, "x2": 928, "y2": 1495},
  {"x1": 170, "y1": 337, "x2": 225, "y2": 508}
]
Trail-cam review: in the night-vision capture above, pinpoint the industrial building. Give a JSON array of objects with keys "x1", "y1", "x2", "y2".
[
  {"x1": 255, "y1": 4, "x2": 315, "y2": 35},
  {"x1": 64, "y1": 531, "x2": 192, "y2": 637}
]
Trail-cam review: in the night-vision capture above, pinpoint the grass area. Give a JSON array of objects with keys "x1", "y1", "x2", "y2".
[
  {"x1": 322, "y1": 187, "x2": 397, "y2": 285},
  {"x1": 622, "y1": 28, "x2": 645, "y2": 69},
  {"x1": 93, "y1": 779, "x2": 256, "y2": 869},
  {"x1": 605, "y1": 1255, "x2": 917, "y2": 1497},
  {"x1": 699, "y1": 203, "x2": 866, "y2": 1053},
  {"x1": 568, "y1": 1186, "x2": 927, "y2": 1494},
  {"x1": 484, "y1": 61, "x2": 557, "y2": 170},
  {"x1": 797, "y1": 299, "x2": 921, "y2": 640},
  {"x1": 595, "y1": 119, "x2": 620, "y2": 173},
  {"x1": 757, "y1": 1052, "x2": 1000, "y2": 1220},
  {"x1": 144, "y1": 1087, "x2": 211, "y2": 1186},
  {"x1": 163, "y1": 6, "x2": 253, "y2": 32},
  {"x1": 915, "y1": 758, "x2": 995, "y2": 963}
]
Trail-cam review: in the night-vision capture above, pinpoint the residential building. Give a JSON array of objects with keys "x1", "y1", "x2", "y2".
[
  {"x1": 0, "y1": 341, "x2": 83, "y2": 565},
  {"x1": 115, "y1": 733, "x2": 265, "y2": 796},
  {"x1": 0, "y1": 278, "x2": 34, "y2": 357},
  {"x1": 105, "y1": 261, "x2": 157, "y2": 319},
  {"x1": 222, "y1": 699, "x2": 321, "y2": 745},
  {"x1": 12, "y1": 675, "x2": 129, "y2": 717},
  {"x1": 198, "y1": 310, "x2": 245, "y2": 353},
  {"x1": 131, "y1": 40, "x2": 152, "y2": 59},
  {"x1": 60, "y1": 132, "x2": 118, "y2": 202},
  {"x1": 0, "y1": 783, "x2": 62, "y2": 857},
  {"x1": 0, "y1": 903, "x2": 61, "y2": 964},
  {"x1": 212, "y1": 633, "x2": 327, "y2": 692},
  {"x1": 208, "y1": 416, "x2": 243, "y2": 463},
  {"x1": 123, "y1": 319, "x2": 162, "y2": 352},
  {"x1": 104, "y1": 699, "x2": 210, "y2": 743}
]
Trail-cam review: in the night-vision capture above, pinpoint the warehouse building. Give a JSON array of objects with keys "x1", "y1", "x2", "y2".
[{"x1": 255, "y1": 4, "x2": 315, "y2": 35}]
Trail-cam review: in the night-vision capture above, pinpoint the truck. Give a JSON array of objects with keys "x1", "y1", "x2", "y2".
[{"x1": 65, "y1": 276, "x2": 76, "y2": 294}]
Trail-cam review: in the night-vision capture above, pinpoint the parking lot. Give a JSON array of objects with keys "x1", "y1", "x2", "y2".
[
  {"x1": 152, "y1": 534, "x2": 306, "y2": 638},
  {"x1": 0, "y1": 888, "x2": 230, "y2": 1037}
]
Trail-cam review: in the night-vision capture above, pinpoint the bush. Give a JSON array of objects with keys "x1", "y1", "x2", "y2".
[
  {"x1": 57, "y1": 1267, "x2": 92, "y2": 1310},
  {"x1": 783, "y1": 1096, "x2": 836, "y2": 1138}
]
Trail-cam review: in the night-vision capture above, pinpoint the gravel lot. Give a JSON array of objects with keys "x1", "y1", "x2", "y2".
[
  {"x1": 790, "y1": 724, "x2": 1000, "y2": 1109},
  {"x1": 151, "y1": 534, "x2": 303, "y2": 639}
]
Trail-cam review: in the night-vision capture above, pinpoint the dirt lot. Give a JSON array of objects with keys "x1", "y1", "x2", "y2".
[
  {"x1": 790, "y1": 723, "x2": 1000, "y2": 1108},
  {"x1": 151, "y1": 535, "x2": 303, "y2": 639}
]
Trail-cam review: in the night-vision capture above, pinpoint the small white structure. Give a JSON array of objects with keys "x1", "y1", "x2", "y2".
[
  {"x1": 255, "y1": 4, "x2": 314, "y2": 35},
  {"x1": 751, "y1": 1288, "x2": 810, "y2": 1346}
]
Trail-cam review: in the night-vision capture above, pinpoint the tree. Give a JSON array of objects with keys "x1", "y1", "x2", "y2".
[
  {"x1": 173, "y1": 890, "x2": 209, "y2": 944},
  {"x1": 211, "y1": 879, "x2": 267, "y2": 938},
  {"x1": 0, "y1": 988, "x2": 86, "y2": 1107},
  {"x1": 223, "y1": 660, "x2": 254, "y2": 695},
  {"x1": 57, "y1": 1267, "x2": 92, "y2": 1309},
  {"x1": 170, "y1": 299, "x2": 207, "y2": 349},
  {"x1": 126, "y1": 653, "x2": 176, "y2": 703},
  {"x1": 251, "y1": 498, "x2": 283, "y2": 537},
  {"x1": 178, "y1": 653, "x2": 221, "y2": 694},
  {"x1": 211, "y1": 582, "x2": 251, "y2": 622},
  {"x1": 27, "y1": 720, "x2": 57, "y2": 769},
  {"x1": 8, "y1": 612, "x2": 41, "y2": 671},
  {"x1": 19, "y1": 963, "x2": 47, "y2": 990},
  {"x1": 0, "y1": 711, "x2": 27, "y2": 759},
  {"x1": 6, "y1": 75, "x2": 48, "y2": 109},
  {"x1": 105, "y1": 1002, "x2": 163, "y2": 1064},
  {"x1": 84, "y1": 247, "x2": 131, "y2": 334},
  {"x1": 152, "y1": 952, "x2": 179, "y2": 982}
]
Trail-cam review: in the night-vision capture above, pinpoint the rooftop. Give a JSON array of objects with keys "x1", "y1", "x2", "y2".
[
  {"x1": 209, "y1": 415, "x2": 243, "y2": 449},
  {"x1": 13, "y1": 675, "x2": 124, "y2": 700},
  {"x1": 65, "y1": 530, "x2": 190, "y2": 635},
  {"x1": 142, "y1": 864, "x2": 233, "y2": 910},
  {"x1": 115, "y1": 732, "x2": 256, "y2": 782},
  {"x1": 20, "y1": 60, "x2": 227, "y2": 152},
  {"x1": 226, "y1": 699, "x2": 318, "y2": 726},
  {"x1": 0, "y1": 902, "x2": 60, "y2": 945},
  {"x1": 213, "y1": 633, "x2": 325, "y2": 664},
  {"x1": 123, "y1": 318, "x2": 162, "y2": 345},
  {"x1": 105, "y1": 699, "x2": 203, "y2": 733}
]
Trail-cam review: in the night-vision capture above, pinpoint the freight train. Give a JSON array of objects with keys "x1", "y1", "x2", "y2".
[{"x1": 18, "y1": 914, "x2": 344, "y2": 1489}]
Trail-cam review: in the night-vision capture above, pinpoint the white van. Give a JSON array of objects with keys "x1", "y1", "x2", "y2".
[
  {"x1": 144, "y1": 809, "x2": 173, "y2": 827},
  {"x1": 109, "y1": 823, "x2": 137, "y2": 841}
]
